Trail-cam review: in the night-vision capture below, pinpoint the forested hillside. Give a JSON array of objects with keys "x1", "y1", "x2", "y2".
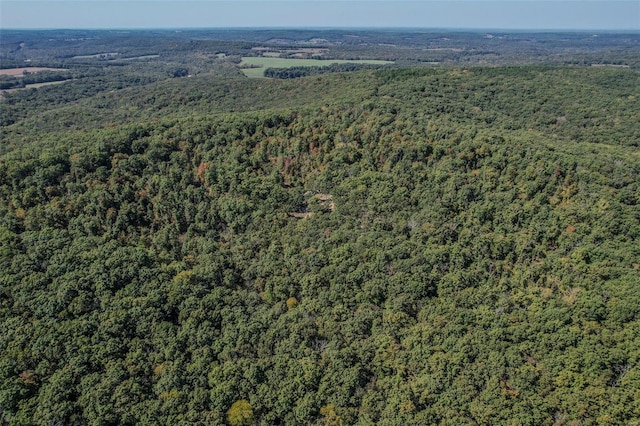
[{"x1": 1, "y1": 65, "x2": 639, "y2": 425}]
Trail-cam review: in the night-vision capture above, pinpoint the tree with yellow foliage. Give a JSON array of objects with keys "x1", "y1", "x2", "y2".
[{"x1": 227, "y1": 400, "x2": 254, "y2": 426}]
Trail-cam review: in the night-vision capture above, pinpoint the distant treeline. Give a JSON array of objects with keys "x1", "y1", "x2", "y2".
[{"x1": 264, "y1": 62, "x2": 390, "y2": 79}]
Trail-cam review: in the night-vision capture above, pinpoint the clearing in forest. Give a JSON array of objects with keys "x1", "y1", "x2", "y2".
[
  {"x1": 0, "y1": 67, "x2": 67, "y2": 76},
  {"x1": 239, "y1": 57, "x2": 393, "y2": 78}
]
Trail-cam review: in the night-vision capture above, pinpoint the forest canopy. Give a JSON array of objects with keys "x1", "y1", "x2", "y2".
[{"x1": 1, "y1": 30, "x2": 639, "y2": 426}]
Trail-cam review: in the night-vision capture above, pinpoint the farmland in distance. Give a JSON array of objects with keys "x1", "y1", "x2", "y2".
[{"x1": 239, "y1": 56, "x2": 393, "y2": 77}]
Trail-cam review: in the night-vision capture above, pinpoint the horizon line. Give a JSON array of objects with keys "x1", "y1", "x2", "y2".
[{"x1": 3, "y1": 26, "x2": 640, "y2": 32}]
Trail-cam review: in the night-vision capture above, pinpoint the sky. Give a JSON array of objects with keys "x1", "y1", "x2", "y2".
[{"x1": 1, "y1": 1, "x2": 639, "y2": 31}]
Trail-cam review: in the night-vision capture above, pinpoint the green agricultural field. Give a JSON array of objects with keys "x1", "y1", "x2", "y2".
[{"x1": 239, "y1": 56, "x2": 393, "y2": 77}]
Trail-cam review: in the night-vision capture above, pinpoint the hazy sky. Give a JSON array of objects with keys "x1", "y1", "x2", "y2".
[{"x1": 2, "y1": 1, "x2": 639, "y2": 30}]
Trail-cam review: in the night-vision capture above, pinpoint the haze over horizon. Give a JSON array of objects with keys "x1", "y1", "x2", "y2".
[{"x1": 2, "y1": 1, "x2": 639, "y2": 31}]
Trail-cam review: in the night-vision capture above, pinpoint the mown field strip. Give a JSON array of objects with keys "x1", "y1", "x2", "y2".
[{"x1": 239, "y1": 57, "x2": 393, "y2": 78}]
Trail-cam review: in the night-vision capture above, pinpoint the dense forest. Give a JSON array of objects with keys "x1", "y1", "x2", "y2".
[{"x1": 1, "y1": 30, "x2": 640, "y2": 425}]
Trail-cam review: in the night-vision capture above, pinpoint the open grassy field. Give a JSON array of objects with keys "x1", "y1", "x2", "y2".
[
  {"x1": 239, "y1": 57, "x2": 393, "y2": 78},
  {"x1": 71, "y1": 53, "x2": 119, "y2": 59},
  {"x1": 120, "y1": 55, "x2": 161, "y2": 61},
  {"x1": 0, "y1": 67, "x2": 67, "y2": 76}
]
